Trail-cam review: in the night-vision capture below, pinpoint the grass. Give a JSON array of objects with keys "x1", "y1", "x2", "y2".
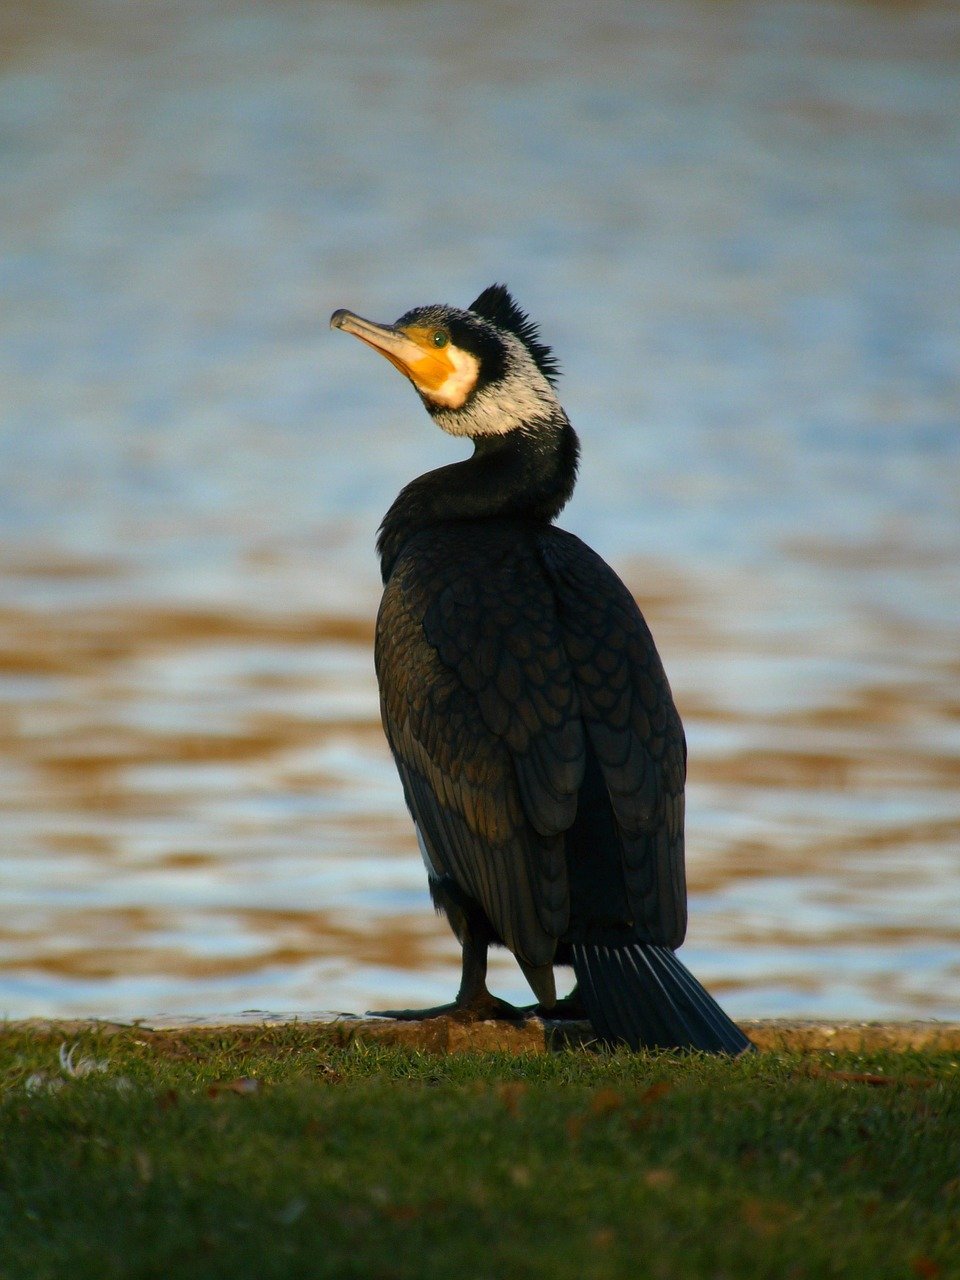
[{"x1": 0, "y1": 1023, "x2": 958, "y2": 1280}]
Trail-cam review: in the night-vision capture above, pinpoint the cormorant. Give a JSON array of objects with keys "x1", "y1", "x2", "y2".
[{"x1": 331, "y1": 285, "x2": 751, "y2": 1054}]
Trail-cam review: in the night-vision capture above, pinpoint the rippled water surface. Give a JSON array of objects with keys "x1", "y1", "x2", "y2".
[{"x1": 1, "y1": 0, "x2": 958, "y2": 1020}]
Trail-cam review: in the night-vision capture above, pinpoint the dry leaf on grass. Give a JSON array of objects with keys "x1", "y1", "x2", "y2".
[
  {"x1": 803, "y1": 1068, "x2": 934, "y2": 1089},
  {"x1": 495, "y1": 1082, "x2": 528, "y2": 1115},
  {"x1": 207, "y1": 1077, "x2": 261, "y2": 1098},
  {"x1": 910, "y1": 1257, "x2": 942, "y2": 1279},
  {"x1": 590, "y1": 1088, "x2": 626, "y2": 1118},
  {"x1": 740, "y1": 1197, "x2": 798, "y2": 1238}
]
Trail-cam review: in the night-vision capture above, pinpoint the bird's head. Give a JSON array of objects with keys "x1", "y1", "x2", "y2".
[{"x1": 330, "y1": 284, "x2": 562, "y2": 438}]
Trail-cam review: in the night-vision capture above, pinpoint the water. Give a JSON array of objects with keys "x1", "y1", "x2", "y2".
[{"x1": 1, "y1": 0, "x2": 958, "y2": 1021}]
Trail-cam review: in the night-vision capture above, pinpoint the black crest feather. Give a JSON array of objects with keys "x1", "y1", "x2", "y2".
[{"x1": 469, "y1": 284, "x2": 561, "y2": 386}]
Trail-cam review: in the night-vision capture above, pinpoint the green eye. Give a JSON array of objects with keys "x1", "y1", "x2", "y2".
[{"x1": 432, "y1": 330, "x2": 448, "y2": 348}]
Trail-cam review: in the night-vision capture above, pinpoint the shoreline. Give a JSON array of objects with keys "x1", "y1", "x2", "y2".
[{"x1": 5, "y1": 1014, "x2": 960, "y2": 1054}]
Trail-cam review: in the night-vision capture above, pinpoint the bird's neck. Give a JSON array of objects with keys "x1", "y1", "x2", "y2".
[{"x1": 377, "y1": 414, "x2": 580, "y2": 582}]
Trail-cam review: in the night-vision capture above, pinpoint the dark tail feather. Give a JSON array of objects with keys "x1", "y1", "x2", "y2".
[{"x1": 571, "y1": 942, "x2": 754, "y2": 1055}]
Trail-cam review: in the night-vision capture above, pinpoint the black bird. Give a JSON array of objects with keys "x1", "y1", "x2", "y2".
[{"x1": 331, "y1": 285, "x2": 751, "y2": 1054}]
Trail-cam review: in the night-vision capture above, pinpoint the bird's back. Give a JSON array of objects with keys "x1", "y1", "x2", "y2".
[{"x1": 375, "y1": 518, "x2": 687, "y2": 965}]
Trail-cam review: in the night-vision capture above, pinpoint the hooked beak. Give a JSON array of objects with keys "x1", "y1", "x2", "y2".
[
  {"x1": 330, "y1": 307, "x2": 461, "y2": 397},
  {"x1": 329, "y1": 309, "x2": 424, "y2": 379}
]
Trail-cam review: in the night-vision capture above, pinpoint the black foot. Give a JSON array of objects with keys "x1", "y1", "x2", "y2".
[
  {"x1": 367, "y1": 1002, "x2": 459, "y2": 1022},
  {"x1": 368, "y1": 993, "x2": 530, "y2": 1023},
  {"x1": 536, "y1": 992, "x2": 588, "y2": 1021}
]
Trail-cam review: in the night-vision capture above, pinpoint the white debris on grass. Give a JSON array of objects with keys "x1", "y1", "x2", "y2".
[{"x1": 20, "y1": 1043, "x2": 133, "y2": 1095}]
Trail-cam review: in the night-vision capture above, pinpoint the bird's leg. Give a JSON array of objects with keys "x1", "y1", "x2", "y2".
[
  {"x1": 368, "y1": 923, "x2": 529, "y2": 1023},
  {"x1": 451, "y1": 927, "x2": 528, "y2": 1021}
]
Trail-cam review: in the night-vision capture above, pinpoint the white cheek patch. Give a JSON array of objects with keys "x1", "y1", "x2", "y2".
[
  {"x1": 433, "y1": 365, "x2": 560, "y2": 437},
  {"x1": 416, "y1": 346, "x2": 479, "y2": 409}
]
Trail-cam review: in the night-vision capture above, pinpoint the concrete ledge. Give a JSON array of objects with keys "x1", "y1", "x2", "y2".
[
  {"x1": 5, "y1": 1014, "x2": 960, "y2": 1055},
  {"x1": 738, "y1": 1019, "x2": 960, "y2": 1054}
]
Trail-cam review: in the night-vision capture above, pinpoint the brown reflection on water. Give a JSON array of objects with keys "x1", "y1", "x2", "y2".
[
  {"x1": 0, "y1": 907, "x2": 439, "y2": 981},
  {"x1": 0, "y1": 546, "x2": 958, "y2": 1018},
  {"x1": 0, "y1": 599, "x2": 373, "y2": 677}
]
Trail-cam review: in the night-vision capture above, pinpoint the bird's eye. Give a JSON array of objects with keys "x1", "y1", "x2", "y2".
[{"x1": 432, "y1": 330, "x2": 448, "y2": 348}]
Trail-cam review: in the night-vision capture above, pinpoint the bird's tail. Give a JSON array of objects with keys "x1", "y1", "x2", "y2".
[{"x1": 570, "y1": 942, "x2": 753, "y2": 1055}]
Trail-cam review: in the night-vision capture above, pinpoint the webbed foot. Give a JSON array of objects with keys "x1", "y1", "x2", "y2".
[
  {"x1": 536, "y1": 987, "x2": 588, "y2": 1021},
  {"x1": 368, "y1": 992, "x2": 530, "y2": 1023}
]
